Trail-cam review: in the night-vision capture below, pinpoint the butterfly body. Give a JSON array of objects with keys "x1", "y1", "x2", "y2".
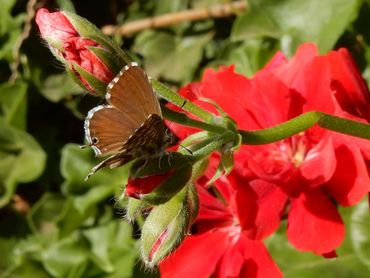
[{"x1": 84, "y1": 62, "x2": 175, "y2": 179}]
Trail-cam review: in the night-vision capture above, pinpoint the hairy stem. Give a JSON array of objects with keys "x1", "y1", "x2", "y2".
[
  {"x1": 152, "y1": 79, "x2": 215, "y2": 123},
  {"x1": 239, "y1": 111, "x2": 370, "y2": 145},
  {"x1": 162, "y1": 106, "x2": 227, "y2": 134}
]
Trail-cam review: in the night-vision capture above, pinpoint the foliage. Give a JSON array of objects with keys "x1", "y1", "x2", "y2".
[{"x1": 0, "y1": 0, "x2": 370, "y2": 277}]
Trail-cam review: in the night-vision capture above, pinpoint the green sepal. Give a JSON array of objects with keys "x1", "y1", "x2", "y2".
[
  {"x1": 186, "y1": 183, "x2": 199, "y2": 224},
  {"x1": 130, "y1": 152, "x2": 193, "y2": 177},
  {"x1": 63, "y1": 11, "x2": 130, "y2": 66},
  {"x1": 140, "y1": 186, "x2": 194, "y2": 267},
  {"x1": 125, "y1": 198, "x2": 149, "y2": 222},
  {"x1": 180, "y1": 131, "x2": 210, "y2": 148},
  {"x1": 221, "y1": 145, "x2": 234, "y2": 176},
  {"x1": 64, "y1": 64, "x2": 89, "y2": 93},
  {"x1": 128, "y1": 152, "x2": 193, "y2": 205},
  {"x1": 86, "y1": 46, "x2": 122, "y2": 74},
  {"x1": 73, "y1": 63, "x2": 107, "y2": 96},
  {"x1": 140, "y1": 163, "x2": 192, "y2": 205},
  {"x1": 198, "y1": 97, "x2": 238, "y2": 131}
]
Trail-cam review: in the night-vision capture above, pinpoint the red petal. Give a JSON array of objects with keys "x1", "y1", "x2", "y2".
[
  {"x1": 160, "y1": 231, "x2": 230, "y2": 278},
  {"x1": 328, "y1": 48, "x2": 370, "y2": 121},
  {"x1": 199, "y1": 66, "x2": 252, "y2": 129},
  {"x1": 247, "y1": 147, "x2": 294, "y2": 183},
  {"x1": 299, "y1": 136, "x2": 337, "y2": 187},
  {"x1": 36, "y1": 8, "x2": 77, "y2": 43},
  {"x1": 237, "y1": 234, "x2": 282, "y2": 278},
  {"x1": 215, "y1": 243, "x2": 244, "y2": 278},
  {"x1": 287, "y1": 189, "x2": 345, "y2": 255},
  {"x1": 125, "y1": 171, "x2": 173, "y2": 198},
  {"x1": 64, "y1": 37, "x2": 113, "y2": 84},
  {"x1": 325, "y1": 144, "x2": 370, "y2": 206},
  {"x1": 237, "y1": 180, "x2": 288, "y2": 240}
]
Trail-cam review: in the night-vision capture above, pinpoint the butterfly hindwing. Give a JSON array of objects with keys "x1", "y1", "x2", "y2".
[{"x1": 84, "y1": 104, "x2": 142, "y2": 156}]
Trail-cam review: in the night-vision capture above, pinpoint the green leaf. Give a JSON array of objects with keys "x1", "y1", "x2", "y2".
[
  {"x1": 0, "y1": 0, "x2": 25, "y2": 61},
  {"x1": 350, "y1": 198, "x2": 370, "y2": 267},
  {"x1": 56, "y1": 0, "x2": 76, "y2": 12},
  {"x1": 232, "y1": 0, "x2": 362, "y2": 53},
  {"x1": 60, "y1": 144, "x2": 130, "y2": 195},
  {"x1": 40, "y1": 73, "x2": 80, "y2": 102},
  {"x1": 154, "y1": 0, "x2": 189, "y2": 15},
  {"x1": 227, "y1": 39, "x2": 278, "y2": 76},
  {"x1": 0, "y1": 118, "x2": 46, "y2": 207},
  {"x1": 41, "y1": 233, "x2": 89, "y2": 277},
  {"x1": 0, "y1": 80, "x2": 28, "y2": 129},
  {"x1": 82, "y1": 221, "x2": 136, "y2": 275},
  {"x1": 134, "y1": 30, "x2": 213, "y2": 83},
  {"x1": 28, "y1": 193, "x2": 66, "y2": 236}
]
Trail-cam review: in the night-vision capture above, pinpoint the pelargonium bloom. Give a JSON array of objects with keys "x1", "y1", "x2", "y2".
[
  {"x1": 160, "y1": 182, "x2": 282, "y2": 278},
  {"x1": 36, "y1": 8, "x2": 116, "y2": 94},
  {"x1": 168, "y1": 42, "x2": 370, "y2": 257}
]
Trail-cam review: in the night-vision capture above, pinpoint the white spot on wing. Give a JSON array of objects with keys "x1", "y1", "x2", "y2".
[{"x1": 84, "y1": 105, "x2": 114, "y2": 156}]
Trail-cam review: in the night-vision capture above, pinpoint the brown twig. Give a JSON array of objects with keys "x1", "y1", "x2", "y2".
[
  {"x1": 9, "y1": 0, "x2": 39, "y2": 82},
  {"x1": 102, "y1": 1, "x2": 247, "y2": 36}
]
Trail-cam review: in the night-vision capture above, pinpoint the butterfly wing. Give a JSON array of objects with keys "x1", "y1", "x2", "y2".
[
  {"x1": 84, "y1": 105, "x2": 140, "y2": 156},
  {"x1": 106, "y1": 62, "x2": 162, "y2": 117}
]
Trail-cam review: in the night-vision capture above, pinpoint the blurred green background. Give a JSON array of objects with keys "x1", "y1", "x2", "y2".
[{"x1": 1, "y1": 0, "x2": 370, "y2": 277}]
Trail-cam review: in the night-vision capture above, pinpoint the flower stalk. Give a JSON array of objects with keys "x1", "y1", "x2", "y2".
[
  {"x1": 151, "y1": 79, "x2": 216, "y2": 123},
  {"x1": 239, "y1": 111, "x2": 370, "y2": 145}
]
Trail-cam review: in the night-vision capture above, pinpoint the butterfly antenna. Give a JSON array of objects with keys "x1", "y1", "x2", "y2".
[{"x1": 166, "y1": 100, "x2": 187, "y2": 130}]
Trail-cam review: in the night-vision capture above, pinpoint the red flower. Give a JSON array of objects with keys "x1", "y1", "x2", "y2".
[
  {"x1": 160, "y1": 184, "x2": 282, "y2": 278},
  {"x1": 169, "y1": 43, "x2": 370, "y2": 256},
  {"x1": 36, "y1": 8, "x2": 114, "y2": 93}
]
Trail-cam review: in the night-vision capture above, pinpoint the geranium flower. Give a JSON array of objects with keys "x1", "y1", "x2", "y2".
[
  {"x1": 36, "y1": 8, "x2": 116, "y2": 94},
  {"x1": 160, "y1": 182, "x2": 282, "y2": 278},
  {"x1": 168, "y1": 43, "x2": 370, "y2": 257}
]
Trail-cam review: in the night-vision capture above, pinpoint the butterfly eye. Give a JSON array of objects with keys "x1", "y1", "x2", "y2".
[{"x1": 92, "y1": 137, "x2": 99, "y2": 144}]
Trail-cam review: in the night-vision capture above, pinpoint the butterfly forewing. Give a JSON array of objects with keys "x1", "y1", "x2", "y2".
[{"x1": 106, "y1": 62, "x2": 161, "y2": 117}]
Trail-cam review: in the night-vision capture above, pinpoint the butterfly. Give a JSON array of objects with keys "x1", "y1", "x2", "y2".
[{"x1": 84, "y1": 62, "x2": 176, "y2": 180}]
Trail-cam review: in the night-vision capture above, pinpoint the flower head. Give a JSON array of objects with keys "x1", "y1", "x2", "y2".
[
  {"x1": 160, "y1": 183, "x2": 282, "y2": 278},
  {"x1": 169, "y1": 42, "x2": 370, "y2": 257},
  {"x1": 36, "y1": 8, "x2": 127, "y2": 95}
]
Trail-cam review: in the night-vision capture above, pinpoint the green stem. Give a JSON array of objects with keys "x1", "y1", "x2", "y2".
[
  {"x1": 190, "y1": 131, "x2": 235, "y2": 161},
  {"x1": 162, "y1": 106, "x2": 227, "y2": 134},
  {"x1": 239, "y1": 111, "x2": 370, "y2": 145},
  {"x1": 151, "y1": 79, "x2": 215, "y2": 123}
]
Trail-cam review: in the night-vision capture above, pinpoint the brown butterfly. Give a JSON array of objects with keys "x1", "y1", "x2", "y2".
[{"x1": 84, "y1": 62, "x2": 176, "y2": 180}]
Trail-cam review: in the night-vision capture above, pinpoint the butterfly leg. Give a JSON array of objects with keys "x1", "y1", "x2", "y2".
[{"x1": 85, "y1": 153, "x2": 131, "y2": 181}]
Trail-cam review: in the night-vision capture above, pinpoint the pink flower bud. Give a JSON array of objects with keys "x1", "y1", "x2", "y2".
[
  {"x1": 36, "y1": 8, "x2": 77, "y2": 47},
  {"x1": 36, "y1": 8, "x2": 118, "y2": 95}
]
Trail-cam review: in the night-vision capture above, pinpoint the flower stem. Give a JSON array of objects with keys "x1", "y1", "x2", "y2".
[
  {"x1": 190, "y1": 131, "x2": 235, "y2": 161},
  {"x1": 161, "y1": 106, "x2": 227, "y2": 134},
  {"x1": 239, "y1": 111, "x2": 370, "y2": 145},
  {"x1": 151, "y1": 79, "x2": 215, "y2": 123}
]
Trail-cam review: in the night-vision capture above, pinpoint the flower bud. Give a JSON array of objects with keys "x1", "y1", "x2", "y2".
[
  {"x1": 36, "y1": 9, "x2": 128, "y2": 95},
  {"x1": 140, "y1": 185, "x2": 198, "y2": 267},
  {"x1": 125, "y1": 153, "x2": 193, "y2": 205}
]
